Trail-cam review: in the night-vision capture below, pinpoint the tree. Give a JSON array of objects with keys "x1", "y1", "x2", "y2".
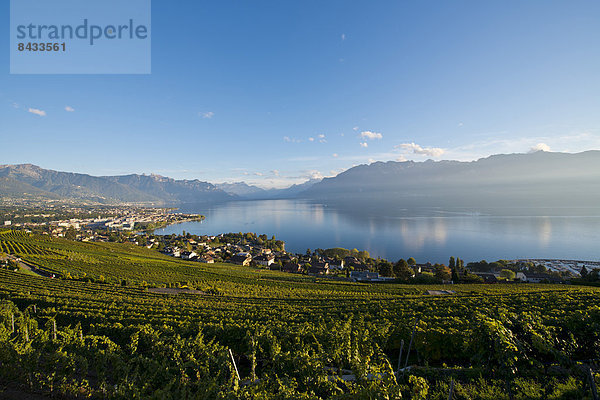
[
  {"x1": 378, "y1": 261, "x2": 393, "y2": 277},
  {"x1": 449, "y1": 257, "x2": 456, "y2": 269},
  {"x1": 451, "y1": 268, "x2": 459, "y2": 283},
  {"x1": 580, "y1": 266, "x2": 589, "y2": 277},
  {"x1": 434, "y1": 264, "x2": 451, "y2": 281},
  {"x1": 499, "y1": 269, "x2": 516, "y2": 280},
  {"x1": 393, "y1": 259, "x2": 413, "y2": 281},
  {"x1": 407, "y1": 257, "x2": 416, "y2": 266}
]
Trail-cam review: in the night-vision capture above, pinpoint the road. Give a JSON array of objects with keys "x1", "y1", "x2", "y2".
[{"x1": 5, "y1": 254, "x2": 53, "y2": 278}]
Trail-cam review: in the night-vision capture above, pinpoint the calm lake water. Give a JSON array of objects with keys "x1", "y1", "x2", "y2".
[{"x1": 154, "y1": 200, "x2": 600, "y2": 264}]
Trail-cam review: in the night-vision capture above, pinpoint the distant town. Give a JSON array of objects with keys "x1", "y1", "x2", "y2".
[{"x1": 2, "y1": 205, "x2": 203, "y2": 232}]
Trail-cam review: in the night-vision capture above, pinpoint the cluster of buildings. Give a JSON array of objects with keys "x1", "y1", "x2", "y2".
[
  {"x1": 511, "y1": 259, "x2": 600, "y2": 276},
  {"x1": 471, "y1": 271, "x2": 564, "y2": 284},
  {"x1": 6, "y1": 207, "x2": 201, "y2": 233},
  {"x1": 159, "y1": 236, "x2": 388, "y2": 281}
]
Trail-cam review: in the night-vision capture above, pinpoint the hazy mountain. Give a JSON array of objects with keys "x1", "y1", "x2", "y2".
[
  {"x1": 218, "y1": 178, "x2": 322, "y2": 199},
  {"x1": 216, "y1": 182, "x2": 267, "y2": 197},
  {"x1": 0, "y1": 164, "x2": 234, "y2": 205},
  {"x1": 300, "y1": 151, "x2": 600, "y2": 210},
  {"x1": 4, "y1": 151, "x2": 599, "y2": 209},
  {"x1": 266, "y1": 178, "x2": 322, "y2": 199}
]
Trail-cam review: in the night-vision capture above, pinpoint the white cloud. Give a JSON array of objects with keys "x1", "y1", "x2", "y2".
[
  {"x1": 284, "y1": 136, "x2": 301, "y2": 143},
  {"x1": 445, "y1": 132, "x2": 600, "y2": 161},
  {"x1": 28, "y1": 108, "x2": 46, "y2": 117},
  {"x1": 368, "y1": 158, "x2": 376, "y2": 164},
  {"x1": 341, "y1": 33, "x2": 346, "y2": 41},
  {"x1": 65, "y1": 106, "x2": 75, "y2": 112},
  {"x1": 529, "y1": 143, "x2": 551, "y2": 153},
  {"x1": 396, "y1": 155, "x2": 408, "y2": 162},
  {"x1": 200, "y1": 111, "x2": 214, "y2": 119},
  {"x1": 308, "y1": 170, "x2": 324, "y2": 180},
  {"x1": 318, "y1": 134, "x2": 327, "y2": 143},
  {"x1": 332, "y1": 153, "x2": 338, "y2": 158},
  {"x1": 318, "y1": 134, "x2": 325, "y2": 139},
  {"x1": 360, "y1": 142, "x2": 368, "y2": 148},
  {"x1": 308, "y1": 137, "x2": 315, "y2": 142},
  {"x1": 254, "y1": 172, "x2": 263, "y2": 176},
  {"x1": 398, "y1": 142, "x2": 445, "y2": 157},
  {"x1": 12, "y1": 103, "x2": 19, "y2": 109},
  {"x1": 271, "y1": 169, "x2": 280, "y2": 176},
  {"x1": 458, "y1": 122, "x2": 464, "y2": 127},
  {"x1": 353, "y1": 126, "x2": 359, "y2": 131},
  {"x1": 360, "y1": 130, "x2": 383, "y2": 140}
]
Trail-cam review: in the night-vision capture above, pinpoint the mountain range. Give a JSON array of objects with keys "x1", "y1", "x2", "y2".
[
  {"x1": 302, "y1": 150, "x2": 600, "y2": 209},
  {"x1": 216, "y1": 179, "x2": 322, "y2": 199},
  {"x1": 2, "y1": 151, "x2": 600, "y2": 209},
  {"x1": 0, "y1": 164, "x2": 234, "y2": 204}
]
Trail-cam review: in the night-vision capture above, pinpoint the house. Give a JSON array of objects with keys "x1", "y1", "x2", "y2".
[
  {"x1": 181, "y1": 251, "x2": 198, "y2": 260},
  {"x1": 230, "y1": 254, "x2": 252, "y2": 266},
  {"x1": 254, "y1": 254, "x2": 275, "y2": 267},
  {"x1": 308, "y1": 262, "x2": 329, "y2": 275},
  {"x1": 122, "y1": 223, "x2": 134, "y2": 231},
  {"x1": 516, "y1": 272, "x2": 527, "y2": 281},
  {"x1": 350, "y1": 262, "x2": 370, "y2": 271},
  {"x1": 282, "y1": 262, "x2": 303, "y2": 273},
  {"x1": 416, "y1": 263, "x2": 435, "y2": 274},
  {"x1": 522, "y1": 273, "x2": 563, "y2": 284},
  {"x1": 198, "y1": 255, "x2": 214, "y2": 264},
  {"x1": 350, "y1": 271, "x2": 379, "y2": 281},
  {"x1": 162, "y1": 247, "x2": 181, "y2": 257},
  {"x1": 328, "y1": 258, "x2": 344, "y2": 270},
  {"x1": 277, "y1": 254, "x2": 295, "y2": 265},
  {"x1": 344, "y1": 256, "x2": 368, "y2": 271}
]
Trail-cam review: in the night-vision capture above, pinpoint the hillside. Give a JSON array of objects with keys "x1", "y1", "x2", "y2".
[
  {"x1": 300, "y1": 151, "x2": 600, "y2": 209},
  {"x1": 0, "y1": 231, "x2": 598, "y2": 398},
  {"x1": 0, "y1": 164, "x2": 234, "y2": 205}
]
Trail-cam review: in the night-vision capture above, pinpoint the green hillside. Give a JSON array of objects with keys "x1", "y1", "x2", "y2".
[{"x1": 1, "y1": 232, "x2": 599, "y2": 399}]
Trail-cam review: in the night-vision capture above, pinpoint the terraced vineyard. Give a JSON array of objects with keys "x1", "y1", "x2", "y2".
[
  {"x1": 0, "y1": 230, "x2": 56, "y2": 257},
  {"x1": 1, "y1": 231, "x2": 599, "y2": 399}
]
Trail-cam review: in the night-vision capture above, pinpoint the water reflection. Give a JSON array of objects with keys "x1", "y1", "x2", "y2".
[{"x1": 159, "y1": 200, "x2": 600, "y2": 263}]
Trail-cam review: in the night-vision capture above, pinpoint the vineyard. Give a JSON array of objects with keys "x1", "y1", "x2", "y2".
[{"x1": 0, "y1": 231, "x2": 599, "y2": 398}]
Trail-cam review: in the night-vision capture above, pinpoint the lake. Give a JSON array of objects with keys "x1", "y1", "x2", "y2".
[{"x1": 154, "y1": 200, "x2": 600, "y2": 264}]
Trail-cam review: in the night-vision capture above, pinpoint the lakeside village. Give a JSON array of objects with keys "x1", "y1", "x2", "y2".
[{"x1": 3, "y1": 206, "x2": 600, "y2": 285}]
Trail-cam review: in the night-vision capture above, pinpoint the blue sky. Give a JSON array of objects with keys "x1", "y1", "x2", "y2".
[{"x1": 1, "y1": 0, "x2": 600, "y2": 188}]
